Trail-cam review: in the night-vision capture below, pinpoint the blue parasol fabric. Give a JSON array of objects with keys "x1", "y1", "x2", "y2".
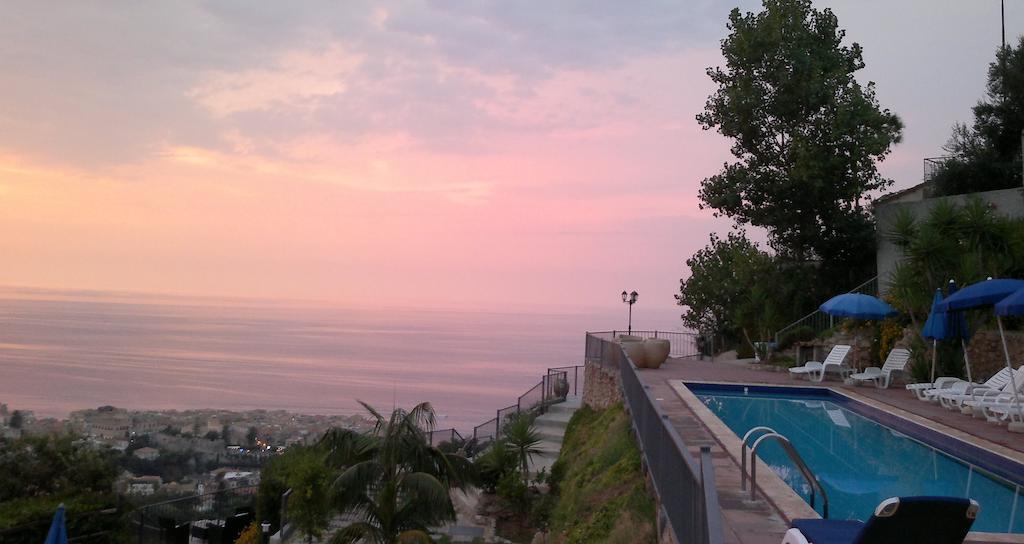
[
  {"x1": 937, "y1": 278, "x2": 1024, "y2": 312},
  {"x1": 995, "y1": 287, "x2": 1024, "y2": 316},
  {"x1": 922, "y1": 288, "x2": 971, "y2": 341},
  {"x1": 44, "y1": 504, "x2": 68, "y2": 544},
  {"x1": 921, "y1": 290, "x2": 949, "y2": 340},
  {"x1": 819, "y1": 293, "x2": 898, "y2": 320}
]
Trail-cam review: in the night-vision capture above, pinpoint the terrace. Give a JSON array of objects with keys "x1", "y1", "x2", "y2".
[{"x1": 585, "y1": 332, "x2": 1024, "y2": 544}]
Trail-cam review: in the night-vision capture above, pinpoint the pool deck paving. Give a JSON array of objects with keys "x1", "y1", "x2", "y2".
[{"x1": 633, "y1": 356, "x2": 1024, "y2": 544}]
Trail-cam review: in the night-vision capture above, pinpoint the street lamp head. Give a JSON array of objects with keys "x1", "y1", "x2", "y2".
[
  {"x1": 621, "y1": 290, "x2": 628, "y2": 303},
  {"x1": 630, "y1": 291, "x2": 638, "y2": 304}
]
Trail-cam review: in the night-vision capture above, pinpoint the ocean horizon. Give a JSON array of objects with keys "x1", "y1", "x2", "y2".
[{"x1": 0, "y1": 286, "x2": 687, "y2": 431}]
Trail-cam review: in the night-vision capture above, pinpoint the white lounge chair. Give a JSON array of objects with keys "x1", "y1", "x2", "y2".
[
  {"x1": 907, "y1": 377, "x2": 964, "y2": 401},
  {"x1": 963, "y1": 370, "x2": 1024, "y2": 422},
  {"x1": 982, "y1": 401, "x2": 1024, "y2": 426},
  {"x1": 850, "y1": 349, "x2": 911, "y2": 388},
  {"x1": 910, "y1": 367, "x2": 1013, "y2": 404},
  {"x1": 932, "y1": 367, "x2": 1015, "y2": 409},
  {"x1": 789, "y1": 345, "x2": 852, "y2": 382}
]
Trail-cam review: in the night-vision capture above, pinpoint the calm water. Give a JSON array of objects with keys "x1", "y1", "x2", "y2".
[
  {"x1": 0, "y1": 287, "x2": 676, "y2": 430},
  {"x1": 697, "y1": 389, "x2": 1024, "y2": 533}
]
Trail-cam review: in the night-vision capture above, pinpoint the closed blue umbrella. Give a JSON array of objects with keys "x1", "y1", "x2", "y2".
[
  {"x1": 819, "y1": 293, "x2": 898, "y2": 320},
  {"x1": 44, "y1": 504, "x2": 68, "y2": 544},
  {"x1": 921, "y1": 290, "x2": 947, "y2": 383},
  {"x1": 921, "y1": 283, "x2": 972, "y2": 382}
]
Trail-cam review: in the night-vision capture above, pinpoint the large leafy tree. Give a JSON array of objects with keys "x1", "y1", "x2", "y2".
[
  {"x1": 697, "y1": 0, "x2": 902, "y2": 284},
  {"x1": 932, "y1": 36, "x2": 1024, "y2": 195},
  {"x1": 676, "y1": 231, "x2": 771, "y2": 340},
  {"x1": 329, "y1": 402, "x2": 473, "y2": 544}
]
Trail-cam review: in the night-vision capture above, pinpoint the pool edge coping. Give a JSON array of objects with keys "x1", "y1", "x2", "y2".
[
  {"x1": 669, "y1": 380, "x2": 819, "y2": 524},
  {"x1": 672, "y1": 379, "x2": 1024, "y2": 543}
]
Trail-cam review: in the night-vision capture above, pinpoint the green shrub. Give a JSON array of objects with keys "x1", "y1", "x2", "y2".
[
  {"x1": 548, "y1": 404, "x2": 655, "y2": 544},
  {"x1": 736, "y1": 341, "x2": 755, "y2": 359},
  {"x1": 496, "y1": 471, "x2": 530, "y2": 514},
  {"x1": 769, "y1": 355, "x2": 796, "y2": 368},
  {"x1": 777, "y1": 325, "x2": 815, "y2": 350},
  {"x1": 473, "y1": 439, "x2": 517, "y2": 493}
]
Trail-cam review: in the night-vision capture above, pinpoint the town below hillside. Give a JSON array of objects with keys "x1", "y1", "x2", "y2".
[{"x1": 0, "y1": 403, "x2": 373, "y2": 500}]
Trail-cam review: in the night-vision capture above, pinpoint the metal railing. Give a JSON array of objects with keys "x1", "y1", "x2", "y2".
[
  {"x1": 426, "y1": 428, "x2": 465, "y2": 448},
  {"x1": 588, "y1": 333, "x2": 723, "y2": 544},
  {"x1": 131, "y1": 485, "x2": 258, "y2": 544},
  {"x1": 588, "y1": 330, "x2": 701, "y2": 358},
  {"x1": 774, "y1": 276, "x2": 879, "y2": 344},
  {"x1": 742, "y1": 428, "x2": 829, "y2": 519},
  {"x1": 924, "y1": 156, "x2": 953, "y2": 183},
  {"x1": 423, "y1": 365, "x2": 585, "y2": 452}
]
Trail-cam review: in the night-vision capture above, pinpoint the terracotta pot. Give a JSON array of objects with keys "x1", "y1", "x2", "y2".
[
  {"x1": 621, "y1": 339, "x2": 648, "y2": 368},
  {"x1": 643, "y1": 339, "x2": 670, "y2": 369}
]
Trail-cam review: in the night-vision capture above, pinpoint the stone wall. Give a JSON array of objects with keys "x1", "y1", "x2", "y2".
[
  {"x1": 583, "y1": 361, "x2": 622, "y2": 410},
  {"x1": 963, "y1": 330, "x2": 1024, "y2": 380}
]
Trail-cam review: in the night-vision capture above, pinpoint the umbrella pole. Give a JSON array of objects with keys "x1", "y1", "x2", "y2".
[
  {"x1": 931, "y1": 339, "x2": 937, "y2": 384},
  {"x1": 961, "y1": 338, "x2": 973, "y2": 383},
  {"x1": 997, "y1": 316, "x2": 1021, "y2": 409}
]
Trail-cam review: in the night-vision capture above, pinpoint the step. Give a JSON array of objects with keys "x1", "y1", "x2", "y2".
[
  {"x1": 536, "y1": 430, "x2": 565, "y2": 443},
  {"x1": 548, "y1": 403, "x2": 581, "y2": 417},
  {"x1": 534, "y1": 417, "x2": 568, "y2": 431},
  {"x1": 536, "y1": 410, "x2": 574, "y2": 424}
]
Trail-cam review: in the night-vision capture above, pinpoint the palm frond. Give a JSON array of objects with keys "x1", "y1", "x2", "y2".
[{"x1": 332, "y1": 521, "x2": 385, "y2": 544}]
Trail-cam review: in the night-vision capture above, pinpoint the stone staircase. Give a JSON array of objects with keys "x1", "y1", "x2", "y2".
[{"x1": 528, "y1": 396, "x2": 581, "y2": 475}]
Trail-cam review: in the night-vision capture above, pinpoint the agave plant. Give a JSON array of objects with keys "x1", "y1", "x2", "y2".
[{"x1": 330, "y1": 401, "x2": 474, "y2": 544}]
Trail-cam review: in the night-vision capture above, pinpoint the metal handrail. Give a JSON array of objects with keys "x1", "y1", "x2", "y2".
[
  {"x1": 740, "y1": 426, "x2": 777, "y2": 491},
  {"x1": 773, "y1": 276, "x2": 878, "y2": 343},
  {"x1": 744, "y1": 430, "x2": 829, "y2": 519}
]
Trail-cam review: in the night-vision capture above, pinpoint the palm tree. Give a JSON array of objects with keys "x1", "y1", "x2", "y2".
[
  {"x1": 329, "y1": 401, "x2": 474, "y2": 544},
  {"x1": 502, "y1": 413, "x2": 544, "y2": 484}
]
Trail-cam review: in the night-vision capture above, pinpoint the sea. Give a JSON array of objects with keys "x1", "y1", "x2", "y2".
[{"x1": 0, "y1": 286, "x2": 685, "y2": 431}]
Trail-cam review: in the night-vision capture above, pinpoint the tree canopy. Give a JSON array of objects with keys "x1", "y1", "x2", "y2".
[
  {"x1": 697, "y1": 0, "x2": 902, "y2": 273},
  {"x1": 932, "y1": 36, "x2": 1024, "y2": 196}
]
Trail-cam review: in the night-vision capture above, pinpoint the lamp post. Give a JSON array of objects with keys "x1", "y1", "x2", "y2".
[
  {"x1": 621, "y1": 290, "x2": 638, "y2": 334},
  {"x1": 261, "y1": 521, "x2": 271, "y2": 544}
]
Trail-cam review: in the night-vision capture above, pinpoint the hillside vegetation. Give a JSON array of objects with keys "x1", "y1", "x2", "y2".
[{"x1": 548, "y1": 403, "x2": 656, "y2": 544}]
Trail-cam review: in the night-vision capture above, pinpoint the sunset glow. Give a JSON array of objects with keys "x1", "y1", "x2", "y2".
[{"x1": 0, "y1": 1, "x2": 1018, "y2": 318}]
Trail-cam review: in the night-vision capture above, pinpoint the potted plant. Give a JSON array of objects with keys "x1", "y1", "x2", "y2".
[{"x1": 552, "y1": 375, "x2": 569, "y2": 398}]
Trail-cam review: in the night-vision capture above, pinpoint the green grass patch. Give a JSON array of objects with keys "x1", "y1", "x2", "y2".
[{"x1": 547, "y1": 403, "x2": 656, "y2": 544}]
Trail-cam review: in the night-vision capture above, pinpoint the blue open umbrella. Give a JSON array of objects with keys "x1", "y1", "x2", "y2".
[
  {"x1": 44, "y1": 504, "x2": 68, "y2": 544},
  {"x1": 937, "y1": 278, "x2": 1024, "y2": 312},
  {"x1": 819, "y1": 293, "x2": 898, "y2": 320},
  {"x1": 995, "y1": 287, "x2": 1024, "y2": 317},
  {"x1": 819, "y1": 294, "x2": 897, "y2": 371},
  {"x1": 993, "y1": 286, "x2": 1024, "y2": 410},
  {"x1": 936, "y1": 278, "x2": 1024, "y2": 383}
]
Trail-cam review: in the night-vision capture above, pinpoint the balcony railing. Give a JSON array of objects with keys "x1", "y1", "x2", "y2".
[{"x1": 586, "y1": 333, "x2": 724, "y2": 544}]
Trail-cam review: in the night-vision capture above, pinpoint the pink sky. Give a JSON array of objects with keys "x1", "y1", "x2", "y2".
[{"x1": 0, "y1": 1, "x2": 1020, "y2": 327}]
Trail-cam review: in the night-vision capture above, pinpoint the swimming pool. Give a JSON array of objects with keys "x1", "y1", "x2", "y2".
[{"x1": 689, "y1": 382, "x2": 1024, "y2": 534}]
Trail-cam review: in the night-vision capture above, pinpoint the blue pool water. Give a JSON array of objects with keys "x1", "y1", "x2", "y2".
[{"x1": 691, "y1": 383, "x2": 1024, "y2": 533}]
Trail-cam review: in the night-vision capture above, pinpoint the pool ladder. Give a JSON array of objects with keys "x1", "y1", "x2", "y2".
[{"x1": 741, "y1": 426, "x2": 829, "y2": 519}]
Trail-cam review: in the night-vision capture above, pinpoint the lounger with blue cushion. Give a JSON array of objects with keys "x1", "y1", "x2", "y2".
[{"x1": 781, "y1": 496, "x2": 979, "y2": 544}]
